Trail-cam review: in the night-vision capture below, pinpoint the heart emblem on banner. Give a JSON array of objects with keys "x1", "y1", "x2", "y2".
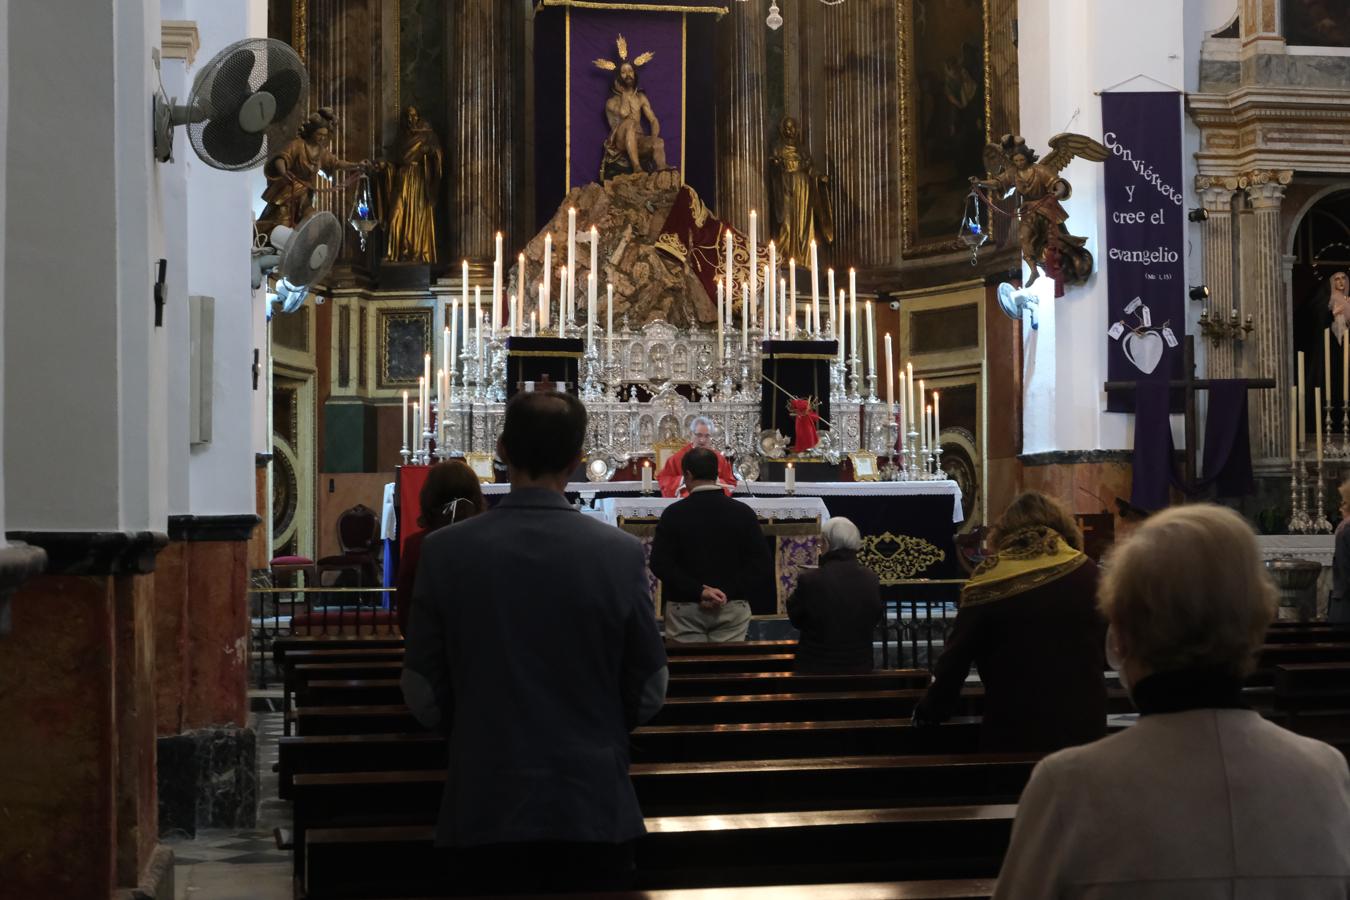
[{"x1": 1122, "y1": 330, "x2": 1165, "y2": 374}]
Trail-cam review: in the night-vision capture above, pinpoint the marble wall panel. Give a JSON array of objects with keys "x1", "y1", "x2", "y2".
[
  {"x1": 184, "y1": 541, "x2": 250, "y2": 731},
  {"x1": 153, "y1": 541, "x2": 191, "y2": 735}
]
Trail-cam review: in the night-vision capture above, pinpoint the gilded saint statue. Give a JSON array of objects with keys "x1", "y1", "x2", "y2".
[
  {"x1": 257, "y1": 107, "x2": 365, "y2": 237},
  {"x1": 970, "y1": 133, "x2": 1109, "y2": 287},
  {"x1": 594, "y1": 35, "x2": 667, "y2": 181},
  {"x1": 379, "y1": 106, "x2": 443, "y2": 264},
  {"x1": 769, "y1": 117, "x2": 834, "y2": 262}
]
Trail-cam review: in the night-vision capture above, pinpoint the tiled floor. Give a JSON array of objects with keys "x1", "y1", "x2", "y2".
[{"x1": 168, "y1": 709, "x2": 293, "y2": 899}]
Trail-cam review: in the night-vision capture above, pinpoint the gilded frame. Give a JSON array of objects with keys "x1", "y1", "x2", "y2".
[
  {"x1": 896, "y1": 0, "x2": 992, "y2": 257},
  {"x1": 465, "y1": 452, "x2": 497, "y2": 483},
  {"x1": 377, "y1": 308, "x2": 433, "y2": 390},
  {"x1": 849, "y1": 451, "x2": 880, "y2": 482}
]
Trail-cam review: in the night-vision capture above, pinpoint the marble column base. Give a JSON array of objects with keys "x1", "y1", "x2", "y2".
[{"x1": 157, "y1": 727, "x2": 258, "y2": 837}]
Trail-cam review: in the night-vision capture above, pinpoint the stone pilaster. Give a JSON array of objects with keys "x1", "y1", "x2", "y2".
[
  {"x1": 714, "y1": 0, "x2": 768, "y2": 233},
  {"x1": 448, "y1": 0, "x2": 516, "y2": 265},
  {"x1": 1242, "y1": 170, "x2": 1292, "y2": 463},
  {"x1": 1196, "y1": 180, "x2": 1237, "y2": 378}
]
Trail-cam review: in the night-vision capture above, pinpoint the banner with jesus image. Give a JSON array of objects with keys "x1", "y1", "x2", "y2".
[{"x1": 1102, "y1": 91, "x2": 1186, "y2": 413}]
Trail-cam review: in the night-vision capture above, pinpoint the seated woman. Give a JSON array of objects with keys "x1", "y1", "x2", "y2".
[
  {"x1": 913, "y1": 491, "x2": 1106, "y2": 752},
  {"x1": 787, "y1": 517, "x2": 882, "y2": 673},
  {"x1": 396, "y1": 461, "x2": 486, "y2": 635},
  {"x1": 993, "y1": 504, "x2": 1350, "y2": 899}
]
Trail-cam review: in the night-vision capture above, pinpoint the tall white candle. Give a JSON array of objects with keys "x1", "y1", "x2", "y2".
[
  {"x1": 933, "y1": 392, "x2": 941, "y2": 450},
  {"x1": 810, "y1": 241, "x2": 819, "y2": 335},
  {"x1": 1326, "y1": 328, "x2": 1333, "y2": 403},
  {"x1": 884, "y1": 333, "x2": 894, "y2": 407},
  {"x1": 461, "y1": 295, "x2": 469, "y2": 355},
  {"x1": 590, "y1": 225, "x2": 598, "y2": 285},
  {"x1": 606, "y1": 283, "x2": 614, "y2": 349},
  {"x1": 530, "y1": 310, "x2": 537, "y2": 336},
  {"x1": 748, "y1": 210, "x2": 758, "y2": 329},
  {"x1": 919, "y1": 379, "x2": 926, "y2": 448},
  {"x1": 898, "y1": 371, "x2": 906, "y2": 441},
  {"x1": 557, "y1": 267, "x2": 567, "y2": 338},
  {"x1": 412, "y1": 401, "x2": 420, "y2": 449},
  {"x1": 474, "y1": 288, "x2": 482, "y2": 377},
  {"x1": 442, "y1": 321, "x2": 451, "y2": 385},
  {"x1": 1298, "y1": 350, "x2": 1306, "y2": 449},
  {"x1": 437, "y1": 367, "x2": 444, "y2": 407},
  {"x1": 642, "y1": 459, "x2": 653, "y2": 493},
  {"x1": 567, "y1": 208, "x2": 577, "y2": 329},
  {"x1": 1344, "y1": 331, "x2": 1348, "y2": 406},
  {"x1": 827, "y1": 268, "x2": 836, "y2": 334},
  {"x1": 515, "y1": 253, "x2": 525, "y2": 336},
  {"x1": 423, "y1": 353, "x2": 431, "y2": 411},
  {"x1": 716, "y1": 281, "x2": 725, "y2": 363},
  {"x1": 768, "y1": 241, "x2": 777, "y2": 331},
  {"x1": 782, "y1": 278, "x2": 790, "y2": 339},
  {"x1": 741, "y1": 284, "x2": 749, "y2": 353},
  {"x1": 907, "y1": 362, "x2": 915, "y2": 429},
  {"x1": 865, "y1": 301, "x2": 876, "y2": 377},
  {"x1": 402, "y1": 390, "x2": 408, "y2": 448},
  {"x1": 789, "y1": 258, "x2": 797, "y2": 338},
  {"x1": 461, "y1": 258, "x2": 469, "y2": 322},
  {"x1": 838, "y1": 290, "x2": 846, "y2": 364},
  {"x1": 1290, "y1": 386, "x2": 1298, "y2": 463},
  {"x1": 1316, "y1": 386, "x2": 1323, "y2": 463},
  {"x1": 542, "y1": 233, "x2": 552, "y2": 311},
  {"x1": 849, "y1": 269, "x2": 859, "y2": 364},
  {"x1": 587, "y1": 272, "x2": 597, "y2": 352},
  {"x1": 725, "y1": 228, "x2": 734, "y2": 304},
  {"x1": 785, "y1": 462, "x2": 796, "y2": 492},
  {"x1": 492, "y1": 232, "x2": 503, "y2": 332},
  {"x1": 765, "y1": 264, "x2": 774, "y2": 337},
  {"x1": 926, "y1": 405, "x2": 934, "y2": 466}
]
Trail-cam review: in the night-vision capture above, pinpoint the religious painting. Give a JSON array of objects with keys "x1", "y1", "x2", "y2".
[
  {"x1": 377, "y1": 308, "x2": 432, "y2": 389},
  {"x1": 1282, "y1": 0, "x2": 1350, "y2": 47},
  {"x1": 897, "y1": 0, "x2": 991, "y2": 257}
]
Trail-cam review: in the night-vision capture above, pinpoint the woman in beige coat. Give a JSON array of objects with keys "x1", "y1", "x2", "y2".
[{"x1": 993, "y1": 504, "x2": 1350, "y2": 899}]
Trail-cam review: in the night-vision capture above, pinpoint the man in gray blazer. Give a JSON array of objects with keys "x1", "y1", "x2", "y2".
[{"x1": 401, "y1": 390, "x2": 668, "y2": 894}]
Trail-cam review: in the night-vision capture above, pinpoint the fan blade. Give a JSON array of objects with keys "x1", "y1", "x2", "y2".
[
  {"x1": 258, "y1": 69, "x2": 304, "y2": 121},
  {"x1": 201, "y1": 115, "x2": 266, "y2": 168},
  {"x1": 210, "y1": 48, "x2": 258, "y2": 117}
]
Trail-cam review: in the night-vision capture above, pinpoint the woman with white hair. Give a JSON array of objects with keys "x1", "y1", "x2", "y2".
[
  {"x1": 993, "y1": 504, "x2": 1350, "y2": 900},
  {"x1": 787, "y1": 517, "x2": 882, "y2": 673}
]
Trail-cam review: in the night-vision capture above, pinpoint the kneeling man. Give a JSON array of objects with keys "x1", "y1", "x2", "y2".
[{"x1": 650, "y1": 448, "x2": 772, "y2": 642}]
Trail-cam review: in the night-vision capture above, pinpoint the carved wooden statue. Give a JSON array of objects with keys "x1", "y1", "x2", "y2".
[
  {"x1": 257, "y1": 107, "x2": 364, "y2": 237},
  {"x1": 770, "y1": 117, "x2": 834, "y2": 262},
  {"x1": 380, "y1": 105, "x2": 443, "y2": 264},
  {"x1": 594, "y1": 35, "x2": 667, "y2": 181},
  {"x1": 971, "y1": 132, "x2": 1109, "y2": 287}
]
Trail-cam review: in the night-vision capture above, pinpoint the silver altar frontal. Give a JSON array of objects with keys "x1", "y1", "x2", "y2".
[{"x1": 418, "y1": 319, "x2": 946, "y2": 483}]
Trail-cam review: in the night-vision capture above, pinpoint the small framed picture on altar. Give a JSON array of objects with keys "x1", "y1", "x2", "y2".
[
  {"x1": 464, "y1": 452, "x2": 496, "y2": 484},
  {"x1": 849, "y1": 451, "x2": 880, "y2": 482}
]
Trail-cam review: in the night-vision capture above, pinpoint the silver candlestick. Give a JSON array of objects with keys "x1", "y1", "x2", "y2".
[
  {"x1": 1288, "y1": 459, "x2": 1313, "y2": 534},
  {"x1": 848, "y1": 353, "x2": 863, "y2": 401},
  {"x1": 1315, "y1": 460, "x2": 1333, "y2": 533}
]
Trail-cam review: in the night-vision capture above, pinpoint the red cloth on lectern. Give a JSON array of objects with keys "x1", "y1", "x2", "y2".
[
  {"x1": 658, "y1": 443, "x2": 736, "y2": 498},
  {"x1": 789, "y1": 398, "x2": 821, "y2": 451}
]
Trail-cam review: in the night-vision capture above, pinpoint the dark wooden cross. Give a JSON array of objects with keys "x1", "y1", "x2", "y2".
[{"x1": 1103, "y1": 335, "x2": 1276, "y2": 485}]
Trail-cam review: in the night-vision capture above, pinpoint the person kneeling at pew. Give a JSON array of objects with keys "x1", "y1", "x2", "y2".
[
  {"x1": 650, "y1": 447, "x2": 773, "y2": 642},
  {"x1": 401, "y1": 390, "x2": 669, "y2": 894},
  {"x1": 993, "y1": 504, "x2": 1350, "y2": 899},
  {"x1": 913, "y1": 491, "x2": 1107, "y2": 753},
  {"x1": 786, "y1": 517, "x2": 882, "y2": 674}
]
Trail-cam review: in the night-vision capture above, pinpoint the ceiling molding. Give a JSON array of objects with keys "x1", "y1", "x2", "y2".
[{"x1": 161, "y1": 20, "x2": 200, "y2": 67}]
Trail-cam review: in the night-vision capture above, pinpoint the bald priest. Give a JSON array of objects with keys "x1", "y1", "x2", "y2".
[{"x1": 659, "y1": 416, "x2": 737, "y2": 497}]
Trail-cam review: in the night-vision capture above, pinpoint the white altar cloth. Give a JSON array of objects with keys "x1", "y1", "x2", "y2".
[
  {"x1": 597, "y1": 495, "x2": 830, "y2": 527},
  {"x1": 481, "y1": 479, "x2": 964, "y2": 524}
]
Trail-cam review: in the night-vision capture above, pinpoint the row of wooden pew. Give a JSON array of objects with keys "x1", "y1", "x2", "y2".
[{"x1": 270, "y1": 623, "x2": 1350, "y2": 899}]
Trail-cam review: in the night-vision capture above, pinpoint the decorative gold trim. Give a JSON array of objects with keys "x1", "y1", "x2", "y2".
[
  {"x1": 761, "y1": 456, "x2": 830, "y2": 464},
  {"x1": 857, "y1": 531, "x2": 946, "y2": 585},
  {"x1": 764, "y1": 351, "x2": 837, "y2": 361},
  {"x1": 465, "y1": 452, "x2": 497, "y2": 483},
  {"x1": 160, "y1": 20, "x2": 200, "y2": 66},
  {"x1": 538, "y1": 0, "x2": 728, "y2": 16},
  {"x1": 377, "y1": 308, "x2": 433, "y2": 388},
  {"x1": 849, "y1": 451, "x2": 880, "y2": 481},
  {"x1": 507, "y1": 349, "x2": 585, "y2": 359},
  {"x1": 565, "y1": 7, "x2": 572, "y2": 192},
  {"x1": 293, "y1": 0, "x2": 308, "y2": 65},
  {"x1": 895, "y1": 0, "x2": 992, "y2": 257}
]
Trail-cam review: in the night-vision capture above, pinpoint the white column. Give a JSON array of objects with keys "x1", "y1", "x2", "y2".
[
  {"x1": 160, "y1": 19, "x2": 192, "y2": 516},
  {"x1": 184, "y1": 0, "x2": 268, "y2": 517},
  {"x1": 1244, "y1": 175, "x2": 1292, "y2": 463}
]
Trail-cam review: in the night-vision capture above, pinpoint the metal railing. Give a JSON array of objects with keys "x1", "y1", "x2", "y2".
[
  {"x1": 876, "y1": 579, "x2": 966, "y2": 670},
  {"x1": 249, "y1": 586, "x2": 401, "y2": 688}
]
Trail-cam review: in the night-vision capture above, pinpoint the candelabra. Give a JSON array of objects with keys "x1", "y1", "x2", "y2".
[
  {"x1": 1197, "y1": 309, "x2": 1254, "y2": 345},
  {"x1": 1288, "y1": 459, "x2": 1313, "y2": 534},
  {"x1": 880, "y1": 409, "x2": 901, "y2": 481},
  {"x1": 1325, "y1": 400, "x2": 1339, "y2": 460},
  {"x1": 904, "y1": 423, "x2": 920, "y2": 480},
  {"x1": 932, "y1": 444, "x2": 945, "y2": 482},
  {"x1": 848, "y1": 352, "x2": 862, "y2": 401},
  {"x1": 1314, "y1": 460, "x2": 1334, "y2": 533},
  {"x1": 485, "y1": 334, "x2": 507, "y2": 402},
  {"x1": 580, "y1": 342, "x2": 603, "y2": 399},
  {"x1": 865, "y1": 373, "x2": 879, "y2": 404}
]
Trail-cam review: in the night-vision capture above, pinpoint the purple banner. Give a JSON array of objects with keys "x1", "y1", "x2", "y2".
[
  {"x1": 569, "y1": 11, "x2": 684, "y2": 189},
  {"x1": 1103, "y1": 92, "x2": 1186, "y2": 412}
]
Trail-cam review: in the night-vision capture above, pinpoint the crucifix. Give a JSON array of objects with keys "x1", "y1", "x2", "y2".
[{"x1": 1103, "y1": 335, "x2": 1276, "y2": 486}]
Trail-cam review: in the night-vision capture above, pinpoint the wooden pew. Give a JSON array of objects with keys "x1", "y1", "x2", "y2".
[
  {"x1": 1251, "y1": 643, "x2": 1350, "y2": 686},
  {"x1": 666, "y1": 654, "x2": 798, "y2": 675},
  {"x1": 1274, "y1": 662, "x2": 1350, "y2": 739},
  {"x1": 302, "y1": 805, "x2": 1016, "y2": 899},
  {"x1": 447, "y1": 880, "x2": 998, "y2": 900}
]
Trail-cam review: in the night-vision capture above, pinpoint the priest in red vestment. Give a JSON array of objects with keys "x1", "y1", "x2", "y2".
[{"x1": 659, "y1": 416, "x2": 737, "y2": 498}]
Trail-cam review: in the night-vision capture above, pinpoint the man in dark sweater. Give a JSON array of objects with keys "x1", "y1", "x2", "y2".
[{"x1": 649, "y1": 448, "x2": 773, "y2": 642}]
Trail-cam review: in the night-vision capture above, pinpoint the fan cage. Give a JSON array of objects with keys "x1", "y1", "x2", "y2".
[{"x1": 187, "y1": 37, "x2": 308, "y2": 172}]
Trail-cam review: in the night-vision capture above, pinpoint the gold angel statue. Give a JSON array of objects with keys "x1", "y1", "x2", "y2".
[
  {"x1": 594, "y1": 35, "x2": 667, "y2": 180},
  {"x1": 970, "y1": 133, "x2": 1109, "y2": 287}
]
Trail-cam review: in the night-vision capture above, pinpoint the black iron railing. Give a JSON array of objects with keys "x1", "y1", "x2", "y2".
[
  {"x1": 876, "y1": 579, "x2": 965, "y2": 670},
  {"x1": 249, "y1": 586, "x2": 400, "y2": 688}
]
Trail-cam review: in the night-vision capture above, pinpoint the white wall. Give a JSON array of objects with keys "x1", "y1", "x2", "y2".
[
  {"x1": 183, "y1": 0, "x2": 269, "y2": 516},
  {"x1": 1019, "y1": 0, "x2": 1220, "y2": 455},
  {"x1": 161, "y1": 49, "x2": 191, "y2": 515}
]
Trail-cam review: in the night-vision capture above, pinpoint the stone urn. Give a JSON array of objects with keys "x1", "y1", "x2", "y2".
[{"x1": 1264, "y1": 556, "x2": 1322, "y2": 622}]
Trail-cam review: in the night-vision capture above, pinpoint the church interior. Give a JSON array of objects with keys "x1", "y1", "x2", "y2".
[{"x1": 3, "y1": 0, "x2": 1350, "y2": 897}]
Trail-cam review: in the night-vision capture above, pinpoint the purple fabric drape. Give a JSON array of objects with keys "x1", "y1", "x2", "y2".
[{"x1": 1130, "y1": 380, "x2": 1255, "y2": 510}]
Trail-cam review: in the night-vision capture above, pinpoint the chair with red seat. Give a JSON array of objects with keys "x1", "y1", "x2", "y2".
[{"x1": 316, "y1": 504, "x2": 380, "y2": 588}]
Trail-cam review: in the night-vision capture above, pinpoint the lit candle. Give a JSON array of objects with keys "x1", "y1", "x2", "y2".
[
  {"x1": 748, "y1": 210, "x2": 758, "y2": 329},
  {"x1": 492, "y1": 232, "x2": 503, "y2": 332},
  {"x1": 515, "y1": 253, "x2": 525, "y2": 336},
  {"x1": 926, "y1": 405, "x2": 933, "y2": 467},
  {"x1": 919, "y1": 379, "x2": 926, "y2": 448},
  {"x1": 590, "y1": 224, "x2": 599, "y2": 288},
  {"x1": 437, "y1": 367, "x2": 444, "y2": 408},
  {"x1": 785, "y1": 461, "x2": 796, "y2": 492},
  {"x1": 741, "y1": 284, "x2": 749, "y2": 353},
  {"x1": 782, "y1": 278, "x2": 791, "y2": 339},
  {"x1": 716, "y1": 281, "x2": 725, "y2": 363},
  {"x1": 641, "y1": 459, "x2": 653, "y2": 494},
  {"x1": 606, "y1": 282, "x2": 614, "y2": 350},
  {"x1": 542, "y1": 233, "x2": 552, "y2": 311},
  {"x1": 587, "y1": 271, "x2": 597, "y2": 352},
  {"x1": 1298, "y1": 350, "x2": 1306, "y2": 449},
  {"x1": 725, "y1": 227, "x2": 734, "y2": 306},
  {"x1": 557, "y1": 266, "x2": 567, "y2": 338},
  {"x1": 838, "y1": 290, "x2": 846, "y2": 365},
  {"x1": 884, "y1": 333, "x2": 894, "y2": 407},
  {"x1": 789, "y1": 258, "x2": 797, "y2": 338},
  {"x1": 907, "y1": 362, "x2": 915, "y2": 429},
  {"x1": 1316, "y1": 386, "x2": 1323, "y2": 464},
  {"x1": 461, "y1": 259, "x2": 469, "y2": 325},
  {"x1": 764, "y1": 264, "x2": 774, "y2": 337},
  {"x1": 530, "y1": 309, "x2": 537, "y2": 336},
  {"x1": 423, "y1": 353, "x2": 431, "y2": 410},
  {"x1": 768, "y1": 240, "x2": 777, "y2": 332},
  {"x1": 402, "y1": 389, "x2": 408, "y2": 448},
  {"x1": 1343, "y1": 331, "x2": 1348, "y2": 407},
  {"x1": 827, "y1": 268, "x2": 836, "y2": 334},
  {"x1": 461, "y1": 295, "x2": 469, "y2": 356},
  {"x1": 865, "y1": 300, "x2": 876, "y2": 378},
  {"x1": 1290, "y1": 385, "x2": 1301, "y2": 461},
  {"x1": 412, "y1": 401, "x2": 420, "y2": 450},
  {"x1": 474, "y1": 287, "x2": 482, "y2": 377},
  {"x1": 567, "y1": 207, "x2": 577, "y2": 328},
  {"x1": 933, "y1": 391, "x2": 941, "y2": 450},
  {"x1": 442, "y1": 321, "x2": 451, "y2": 386},
  {"x1": 849, "y1": 268, "x2": 859, "y2": 367},
  {"x1": 810, "y1": 241, "x2": 819, "y2": 335},
  {"x1": 898, "y1": 371, "x2": 906, "y2": 442}
]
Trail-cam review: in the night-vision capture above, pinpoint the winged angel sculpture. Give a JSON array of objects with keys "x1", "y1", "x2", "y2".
[{"x1": 971, "y1": 133, "x2": 1109, "y2": 287}]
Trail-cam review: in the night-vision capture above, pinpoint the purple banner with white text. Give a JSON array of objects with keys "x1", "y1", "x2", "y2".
[{"x1": 1102, "y1": 91, "x2": 1186, "y2": 413}]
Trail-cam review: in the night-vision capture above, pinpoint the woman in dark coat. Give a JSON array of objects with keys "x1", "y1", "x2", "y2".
[
  {"x1": 913, "y1": 491, "x2": 1107, "y2": 752},
  {"x1": 396, "y1": 461, "x2": 485, "y2": 635},
  {"x1": 788, "y1": 517, "x2": 882, "y2": 673}
]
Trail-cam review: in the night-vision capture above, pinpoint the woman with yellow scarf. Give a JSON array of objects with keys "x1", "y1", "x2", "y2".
[{"x1": 913, "y1": 491, "x2": 1108, "y2": 752}]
